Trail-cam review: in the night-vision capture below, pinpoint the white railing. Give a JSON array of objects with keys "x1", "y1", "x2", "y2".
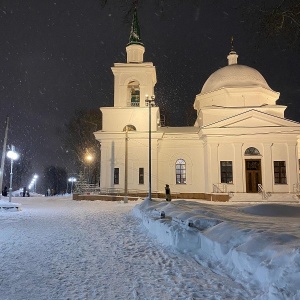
[
  {"x1": 213, "y1": 183, "x2": 227, "y2": 193},
  {"x1": 258, "y1": 184, "x2": 271, "y2": 199},
  {"x1": 293, "y1": 183, "x2": 300, "y2": 195}
]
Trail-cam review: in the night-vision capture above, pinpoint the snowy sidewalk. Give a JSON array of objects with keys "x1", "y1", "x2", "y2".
[{"x1": 0, "y1": 197, "x2": 253, "y2": 300}]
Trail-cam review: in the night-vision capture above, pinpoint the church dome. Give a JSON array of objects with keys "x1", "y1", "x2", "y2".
[{"x1": 201, "y1": 64, "x2": 272, "y2": 94}]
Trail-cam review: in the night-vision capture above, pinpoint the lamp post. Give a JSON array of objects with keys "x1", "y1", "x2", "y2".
[
  {"x1": 123, "y1": 126, "x2": 129, "y2": 203},
  {"x1": 28, "y1": 174, "x2": 38, "y2": 194},
  {"x1": 145, "y1": 95, "x2": 155, "y2": 201},
  {"x1": 85, "y1": 153, "x2": 93, "y2": 184},
  {"x1": 33, "y1": 174, "x2": 38, "y2": 193},
  {"x1": 6, "y1": 145, "x2": 19, "y2": 202},
  {"x1": 68, "y1": 177, "x2": 77, "y2": 194},
  {"x1": 0, "y1": 117, "x2": 9, "y2": 200}
]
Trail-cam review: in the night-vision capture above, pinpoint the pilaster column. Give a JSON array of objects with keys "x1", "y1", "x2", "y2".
[
  {"x1": 207, "y1": 143, "x2": 219, "y2": 193},
  {"x1": 287, "y1": 143, "x2": 298, "y2": 192},
  {"x1": 263, "y1": 143, "x2": 273, "y2": 192},
  {"x1": 151, "y1": 139, "x2": 158, "y2": 193},
  {"x1": 233, "y1": 143, "x2": 244, "y2": 192}
]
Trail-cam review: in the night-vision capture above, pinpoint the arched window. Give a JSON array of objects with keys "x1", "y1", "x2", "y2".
[
  {"x1": 244, "y1": 147, "x2": 261, "y2": 156},
  {"x1": 175, "y1": 159, "x2": 186, "y2": 184},
  {"x1": 123, "y1": 124, "x2": 136, "y2": 132},
  {"x1": 127, "y1": 81, "x2": 140, "y2": 107}
]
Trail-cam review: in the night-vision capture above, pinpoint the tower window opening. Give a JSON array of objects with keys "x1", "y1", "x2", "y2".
[{"x1": 127, "y1": 81, "x2": 140, "y2": 107}]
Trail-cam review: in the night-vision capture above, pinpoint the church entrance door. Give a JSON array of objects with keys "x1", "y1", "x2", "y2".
[{"x1": 245, "y1": 159, "x2": 262, "y2": 193}]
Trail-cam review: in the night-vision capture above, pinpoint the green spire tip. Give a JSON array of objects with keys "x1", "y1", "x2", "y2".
[{"x1": 128, "y1": 8, "x2": 144, "y2": 46}]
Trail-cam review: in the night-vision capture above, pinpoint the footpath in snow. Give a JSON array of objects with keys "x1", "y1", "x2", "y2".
[
  {"x1": 0, "y1": 196, "x2": 255, "y2": 300},
  {"x1": 133, "y1": 198, "x2": 300, "y2": 300}
]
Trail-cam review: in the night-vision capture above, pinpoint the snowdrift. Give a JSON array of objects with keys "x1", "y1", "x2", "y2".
[{"x1": 133, "y1": 199, "x2": 300, "y2": 299}]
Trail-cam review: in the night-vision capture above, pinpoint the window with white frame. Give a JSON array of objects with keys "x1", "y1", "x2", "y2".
[
  {"x1": 114, "y1": 168, "x2": 119, "y2": 185},
  {"x1": 139, "y1": 168, "x2": 144, "y2": 184},
  {"x1": 220, "y1": 161, "x2": 233, "y2": 183},
  {"x1": 274, "y1": 161, "x2": 287, "y2": 184},
  {"x1": 176, "y1": 159, "x2": 186, "y2": 184}
]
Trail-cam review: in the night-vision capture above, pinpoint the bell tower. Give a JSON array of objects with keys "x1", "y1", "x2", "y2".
[
  {"x1": 111, "y1": 7, "x2": 156, "y2": 110},
  {"x1": 95, "y1": 7, "x2": 161, "y2": 192},
  {"x1": 100, "y1": 7, "x2": 159, "y2": 132}
]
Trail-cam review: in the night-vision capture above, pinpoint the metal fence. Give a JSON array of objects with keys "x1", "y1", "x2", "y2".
[{"x1": 74, "y1": 184, "x2": 181, "y2": 198}]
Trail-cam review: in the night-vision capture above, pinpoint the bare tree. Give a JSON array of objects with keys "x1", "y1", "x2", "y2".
[
  {"x1": 63, "y1": 108, "x2": 102, "y2": 184},
  {"x1": 42, "y1": 165, "x2": 68, "y2": 195},
  {"x1": 244, "y1": 0, "x2": 300, "y2": 47}
]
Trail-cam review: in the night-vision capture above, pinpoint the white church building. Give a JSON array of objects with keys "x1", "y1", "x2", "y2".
[{"x1": 94, "y1": 10, "x2": 300, "y2": 200}]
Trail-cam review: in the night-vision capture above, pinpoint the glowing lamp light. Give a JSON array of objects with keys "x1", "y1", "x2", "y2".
[
  {"x1": 7, "y1": 145, "x2": 19, "y2": 202},
  {"x1": 68, "y1": 177, "x2": 77, "y2": 194},
  {"x1": 85, "y1": 154, "x2": 93, "y2": 162},
  {"x1": 68, "y1": 177, "x2": 77, "y2": 183},
  {"x1": 7, "y1": 150, "x2": 19, "y2": 161}
]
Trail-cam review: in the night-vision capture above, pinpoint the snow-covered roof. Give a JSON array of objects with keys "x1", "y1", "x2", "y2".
[{"x1": 201, "y1": 64, "x2": 272, "y2": 94}]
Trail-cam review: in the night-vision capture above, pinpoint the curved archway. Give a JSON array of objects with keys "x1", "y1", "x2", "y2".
[
  {"x1": 123, "y1": 124, "x2": 136, "y2": 132},
  {"x1": 244, "y1": 147, "x2": 260, "y2": 156}
]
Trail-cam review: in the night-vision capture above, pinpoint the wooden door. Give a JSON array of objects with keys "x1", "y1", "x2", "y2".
[{"x1": 245, "y1": 160, "x2": 262, "y2": 193}]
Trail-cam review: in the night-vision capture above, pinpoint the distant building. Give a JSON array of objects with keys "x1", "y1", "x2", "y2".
[{"x1": 94, "y1": 9, "x2": 300, "y2": 199}]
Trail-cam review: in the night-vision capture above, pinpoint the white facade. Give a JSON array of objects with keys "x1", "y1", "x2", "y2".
[{"x1": 94, "y1": 23, "x2": 300, "y2": 197}]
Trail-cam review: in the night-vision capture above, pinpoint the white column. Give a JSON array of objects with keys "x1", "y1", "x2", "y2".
[
  {"x1": 152, "y1": 139, "x2": 158, "y2": 194},
  {"x1": 287, "y1": 143, "x2": 298, "y2": 193},
  {"x1": 233, "y1": 143, "x2": 244, "y2": 192},
  {"x1": 208, "y1": 143, "x2": 219, "y2": 193},
  {"x1": 203, "y1": 142, "x2": 211, "y2": 193},
  {"x1": 263, "y1": 143, "x2": 273, "y2": 192}
]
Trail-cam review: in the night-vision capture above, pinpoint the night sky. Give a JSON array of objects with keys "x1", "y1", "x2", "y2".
[{"x1": 0, "y1": 0, "x2": 299, "y2": 179}]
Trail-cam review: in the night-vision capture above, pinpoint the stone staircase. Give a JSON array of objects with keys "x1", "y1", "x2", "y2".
[{"x1": 229, "y1": 193, "x2": 299, "y2": 203}]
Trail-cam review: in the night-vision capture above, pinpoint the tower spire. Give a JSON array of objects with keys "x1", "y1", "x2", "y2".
[
  {"x1": 128, "y1": 7, "x2": 143, "y2": 46},
  {"x1": 126, "y1": 6, "x2": 145, "y2": 63},
  {"x1": 227, "y1": 36, "x2": 238, "y2": 65}
]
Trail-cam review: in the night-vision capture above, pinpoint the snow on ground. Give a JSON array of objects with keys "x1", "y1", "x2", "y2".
[
  {"x1": 0, "y1": 196, "x2": 299, "y2": 299},
  {"x1": 133, "y1": 198, "x2": 300, "y2": 300},
  {"x1": 0, "y1": 196, "x2": 255, "y2": 300}
]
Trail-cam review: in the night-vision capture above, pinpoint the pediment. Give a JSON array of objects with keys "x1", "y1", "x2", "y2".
[{"x1": 203, "y1": 110, "x2": 300, "y2": 129}]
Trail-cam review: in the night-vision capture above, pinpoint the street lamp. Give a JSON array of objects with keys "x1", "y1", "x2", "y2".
[
  {"x1": 123, "y1": 125, "x2": 130, "y2": 204},
  {"x1": 68, "y1": 177, "x2": 77, "y2": 194},
  {"x1": 6, "y1": 145, "x2": 19, "y2": 202},
  {"x1": 85, "y1": 153, "x2": 94, "y2": 184},
  {"x1": 145, "y1": 95, "x2": 155, "y2": 201},
  {"x1": 33, "y1": 174, "x2": 38, "y2": 193}
]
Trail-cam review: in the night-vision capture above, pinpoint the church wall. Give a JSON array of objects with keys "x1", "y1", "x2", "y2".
[
  {"x1": 127, "y1": 138, "x2": 158, "y2": 192},
  {"x1": 98, "y1": 131, "x2": 299, "y2": 197},
  {"x1": 101, "y1": 107, "x2": 159, "y2": 132},
  {"x1": 203, "y1": 135, "x2": 299, "y2": 195},
  {"x1": 217, "y1": 143, "x2": 236, "y2": 191},
  {"x1": 157, "y1": 138, "x2": 204, "y2": 194},
  {"x1": 99, "y1": 140, "x2": 118, "y2": 189},
  {"x1": 99, "y1": 136, "x2": 160, "y2": 193}
]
